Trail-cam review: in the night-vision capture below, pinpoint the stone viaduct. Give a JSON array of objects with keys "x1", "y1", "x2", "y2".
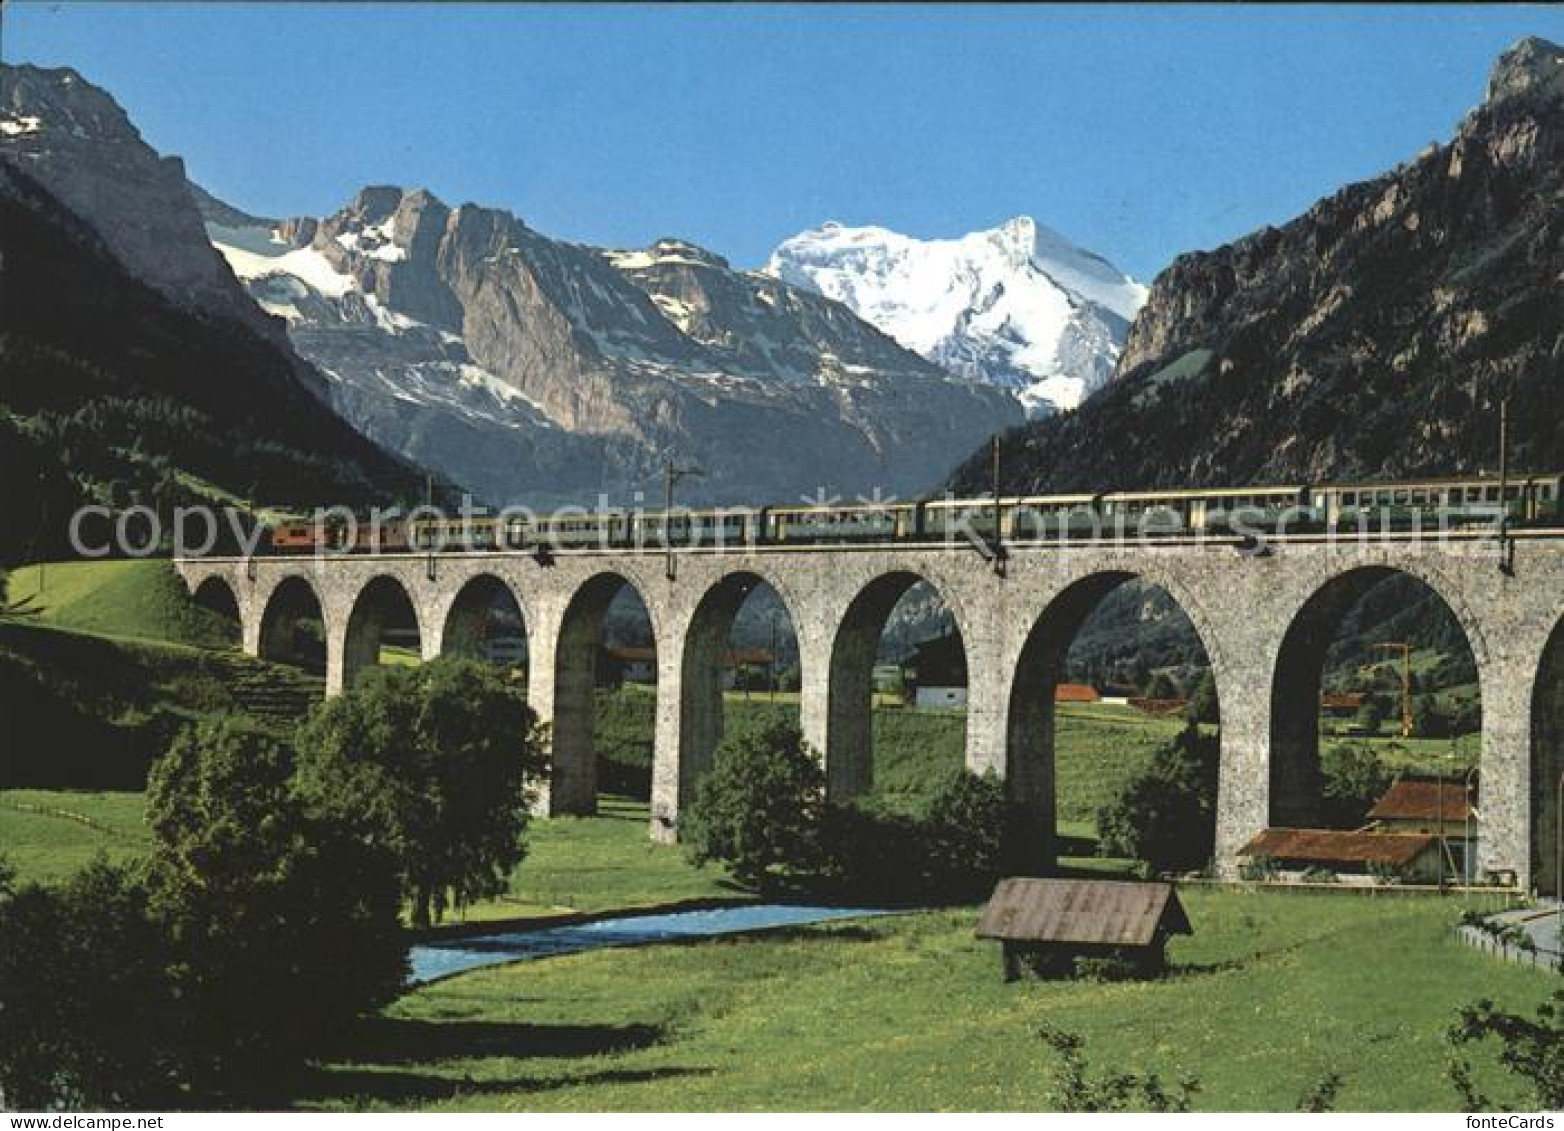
[{"x1": 174, "y1": 532, "x2": 1564, "y2": 892}]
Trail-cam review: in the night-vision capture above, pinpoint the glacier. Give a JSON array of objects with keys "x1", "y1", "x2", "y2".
[{"x1": 767, "y1": 216, "x2": 1146, "y2": 415}]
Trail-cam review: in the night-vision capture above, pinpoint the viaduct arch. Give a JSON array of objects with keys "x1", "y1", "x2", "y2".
[{"x1": 175, "y1": 532, "x2": 1564, "y2": 888}]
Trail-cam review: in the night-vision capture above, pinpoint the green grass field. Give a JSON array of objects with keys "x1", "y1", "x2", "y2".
[
  {"x1": 4, "y1": 789, "x2": 1549, "y2": 1112},
  {"x1": 0, "y1": 789, "x2": 154, "y2": 883},
  {"x1": 0, "y1": 790, "x2": 735, "y2": 921},
  {"x1": 595, "y1": 685, "x2": 1187, "y2": 823},
  {"x1": 310, "y1": 887, "x2": 1544, "y2": 1113},
  {"x1": 3, "y1": 791, "x2": 1549, "y2": 1112},
  {"x1": 7, "y1": 559, "x2": 238, "y2": 649}
]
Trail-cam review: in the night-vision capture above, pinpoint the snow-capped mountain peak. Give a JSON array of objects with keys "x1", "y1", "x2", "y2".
[{"x1": 767, "y1": 217, "x2": 1146, "y2": 415}]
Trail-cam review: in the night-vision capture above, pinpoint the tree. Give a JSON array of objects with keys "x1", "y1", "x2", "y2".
[
  {"x1": 1320, "y1": 744, "x2": 1392, "y2": 827},
  {"x1": 1145, "y1": 671, "x2": 1179, "y2": 700},
  {"x1": 295, "y1": 657, "x2": 545, "y2": 927},
  {"x1": 1356, "y1": 694, "x2": 1389, "y2": 736},
  {"x1": 1185, "y1": 669, "x2": 1219, "y2": 725},
  {"x1": 681, "y1": 719, "x2": 825, "y2": 890},
  {"x1": 0, "y1": 715, "x2": 412, "y2": 1109},
  {"x1": 1096, "y1": 723, "x2": 1219, "y2": 873},
  {"x1": 1447, "y1": 991, "x2": 1564, "y2": 1111},
  {"x1": 146, "y1": 716, "x2": 406, "y2": 1100},
  {"x1": 1414, "y1": 693, "x2": 1452, "y2": 739},
  {"x1": 0, "y1": 858, "x2": 179, "y2": 1109}
]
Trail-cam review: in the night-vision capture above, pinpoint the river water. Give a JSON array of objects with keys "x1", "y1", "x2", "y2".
[{"x1": 408, "y1": 903, "x2": 889, "y2": 985}]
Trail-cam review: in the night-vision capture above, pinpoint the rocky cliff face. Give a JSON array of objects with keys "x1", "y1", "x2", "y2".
[
  {"x1": 0, "y1": 64, "x2": 280, "y2": 338},
  {"x1": 953, "y1": 36, "x2": 1564, "y2": 494},
  {"x1": 207, "y1": 187, "x2": 1024, "y2": 506}
]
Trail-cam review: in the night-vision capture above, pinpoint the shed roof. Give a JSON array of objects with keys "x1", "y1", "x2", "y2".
[
  {"x1": 975, "y1": 878, "x2": 1191, "y2": 947},
  {"x1": 1240, "y1": 827, "x2": 1438, "y2": 866},
  {"x1": 1368, "y1": 778, "x2": 1476, "y2": 822}
]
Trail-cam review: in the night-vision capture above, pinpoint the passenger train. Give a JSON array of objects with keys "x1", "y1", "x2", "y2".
[{"x1": 263, "y1": 472, "x2": 1563, "y2": 554}]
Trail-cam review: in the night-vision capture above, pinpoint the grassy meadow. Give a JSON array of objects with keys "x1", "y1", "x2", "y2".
[
  {"x1": 302, "y1": 889, "x2": 1544, "y2": 1113},
  {"x1": 2, "y1": 787, "x2": 1550, "y2": 1112},
  {"x1": 7, "y1": 559, "x2": 239, "y2": 649}
]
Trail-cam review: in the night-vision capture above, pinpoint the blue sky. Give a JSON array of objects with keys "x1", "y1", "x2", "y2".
[{"x1": 7, "y1": 4, "x2": 1562, "y2": 279}]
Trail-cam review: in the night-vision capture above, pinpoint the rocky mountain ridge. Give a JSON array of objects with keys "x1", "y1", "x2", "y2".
[
  {"x1": 952, "y1": 35, "x2": 1564, "y2": 495},
  {"x1": 203, "y1": 184, "x2": 1024, "y2": 506}
]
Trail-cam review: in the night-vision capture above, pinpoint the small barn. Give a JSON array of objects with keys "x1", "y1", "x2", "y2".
[{"x1": 976, "y1": 878, "x2": 1192, "y2": 981}]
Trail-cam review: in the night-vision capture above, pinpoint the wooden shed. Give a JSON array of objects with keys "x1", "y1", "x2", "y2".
[{"x1": 976, "y1": 878, "x2": 1192, "y2": 981}]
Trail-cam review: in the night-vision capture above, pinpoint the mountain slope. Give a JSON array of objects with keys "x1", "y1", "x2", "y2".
[
  {"x1": 0, "y1": 68, "x2": 425, "y2": 562},
  {"x1": 768, "y1": 217, "x2": 1146, "y2": 415},
  {"x1": 203, "y1": 188, "x2": 1024, "y2": 507},
  {"x1": 952, "y1": 36, "x2": 1564, "y2": 495}
]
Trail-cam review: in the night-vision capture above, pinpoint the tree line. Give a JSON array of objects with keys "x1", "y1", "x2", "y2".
[{"x1": 0, "y1": 658, "x2": 544, "y2": 1108}]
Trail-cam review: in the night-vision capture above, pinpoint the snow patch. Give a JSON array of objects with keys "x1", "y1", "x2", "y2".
[
  {"x1": 0, "y1": 115, "x2": 43, "y2": 137},
  {"x1": 766, "y1": 217, "x2": 1145, "y2": 412},
  {"x1": 213, "y1": 238, "x2": 357, "y2": 299}
]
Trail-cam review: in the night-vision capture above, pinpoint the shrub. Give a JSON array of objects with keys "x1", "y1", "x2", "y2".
[
  {"x1": 1300, "y1": 865, "x2": 1338, "y2": 884},
  {"x1": 817, "y1": 801, "x2": 926, "y2": 900},
  {"x1": 1184, "y1": 670, "x2": 1219, "y2": 725},
  {"x1": 0, "y1": 858, "x2": 179, "y2": 1109},
  {"x1": 1037, "y1": 1024, "x2": 1200, "y2": 1112},
  {"x1": 1368, "y1": 860, "x2": 1403, "y2": 885},
  {"x1": 1321, "y1": 744, "x2": 1391, "y2": 827},
  {"x1": 1355, "y1": 695, "x2": 1388, "y2": 737},
  {"x1": 1072, "y1": 953, "x2": 1146, "y2": 982},
  {"x1": 1239, "y1": 853, "x2": 1277, "y2": 882},
  {"x1": 1297, "y1": 1072, "x2": 1345, "y2": 1112},
  {"x1": 815, "y1": 771, "x2": 1030, "y2": 903},
  {"x1": 681, "y1": 719, "x2": 826, "y2": 890},
  {"x1": 1448, "y1": 991, "x2": 1564, "y2": 1111},
  {"x1": 921, "y1": 770, "x2": 1026, "y2": 899},
  {"x1": 1096, "y1": 723, "x2": 1218, "y2": 873}
]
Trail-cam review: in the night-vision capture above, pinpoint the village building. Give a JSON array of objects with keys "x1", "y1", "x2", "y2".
[
  {"x1": 1320, "y1": 691, "x2": 1366, "y2": 718},
  {"x1": 1053, "y1": 683, "x2": 1100, "y2": 705},
  {"x1": 915, "y1": 686, "x2": 968, "y2": 709},
  {"x1": 976, "y1": 877, "x2": 1192, "y2": 980},
  {"x1": 1367, "y1": 774, "x2": 1479, "y2": 880},
  {"x1": 1238, "y1": 828, "x2": 1443, "y2": 884}
]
